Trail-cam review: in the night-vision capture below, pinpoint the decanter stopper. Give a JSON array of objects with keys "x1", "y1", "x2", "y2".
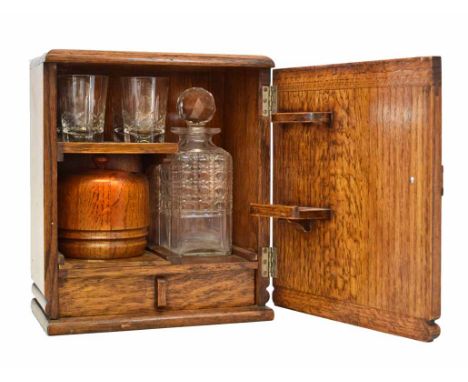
[{"x1": 177, "y1": 87, "x2": 216, "y2": 127}]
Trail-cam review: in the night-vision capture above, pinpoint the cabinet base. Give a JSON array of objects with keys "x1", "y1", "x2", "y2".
[{"x1": 31, "y1": 299, "x2": 274, "y2": 335}]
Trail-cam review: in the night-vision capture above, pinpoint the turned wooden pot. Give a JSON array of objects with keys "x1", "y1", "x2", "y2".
[{"x1": 58, "y1": 156, "x2": 149, "y2": 259}]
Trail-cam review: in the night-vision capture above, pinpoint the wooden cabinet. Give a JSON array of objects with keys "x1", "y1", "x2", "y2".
[{"x1": 30, "y1": 50, "x2": 442, "y2": 341}]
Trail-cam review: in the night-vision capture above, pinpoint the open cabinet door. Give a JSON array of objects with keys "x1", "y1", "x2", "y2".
[{"x1": 271, "y1": 57, "x2": 442, "y2": 341}]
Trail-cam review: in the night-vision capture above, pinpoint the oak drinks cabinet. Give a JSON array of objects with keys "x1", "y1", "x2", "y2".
[{"x1": 30, "y1": 50, "x2": 442, "y2": 341}]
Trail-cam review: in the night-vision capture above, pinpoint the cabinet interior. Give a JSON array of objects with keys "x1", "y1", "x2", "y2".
[{"x1": 56, "y1": 63, "x2": 268, "y2": 268}]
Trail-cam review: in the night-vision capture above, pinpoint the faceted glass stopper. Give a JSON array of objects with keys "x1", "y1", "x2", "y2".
[{"x1": 177, "y1": 87, "x2": 216, "y2": 126}]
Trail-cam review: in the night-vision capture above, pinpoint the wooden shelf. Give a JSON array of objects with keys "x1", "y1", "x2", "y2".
[
  {"x1": 250, "y1": 203, "x2": 332, "y2": 232},
  {"x1": 59, "y1": 249, "x2": 258, "y2": 280},
  {"x1": 58, "y1": 251, "x2": 170, "y2": 269},
  {"x1": 271, "y1": 112, "x2": 332, "y2": 125},
  {"x1": 150, "y1": 244, "x2": 258, "y2": 262},
  {"x1": 57, "y1": 141, "x2": 179, "y2": 156}
]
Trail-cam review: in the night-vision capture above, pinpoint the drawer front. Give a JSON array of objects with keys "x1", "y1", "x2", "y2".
[
  {"x1": 59, "y1": 276, "x2": 155, "y2": 317},
  {"x1": 59, "y1": 270, "x2": 256, "y2": 317},
  {"x1": 162, "y1": 270, "x2": 255, "y2": 310}
]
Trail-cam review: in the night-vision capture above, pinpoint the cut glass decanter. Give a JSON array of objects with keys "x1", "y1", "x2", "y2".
[{"x1": 159, "y1": 87, "x2": 232, "y2": 256}]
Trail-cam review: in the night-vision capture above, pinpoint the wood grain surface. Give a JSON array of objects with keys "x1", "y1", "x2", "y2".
[
  {"x1": 155, "y1": 278, "x2": 167, "y2": 308},
  {"x1": 31, "y1": 50, "x2": 274, "y2": 335},
  {"x1": 272, "y1": 112, "x2": 332, "y2": 125},
  {"x1": 32, "y1": 49, "x2": 275, "y2": 68},
  {"x1": 103, "y1": 68, "x2": 226, "y2": 143},
  {"x1": 58, "y1": 269, "x2": 255, "y2": 317},
  {"x1": 163, "y1": 270, "x2": 255, "y2": 310},
  {"x1": 274, "y1": 287, "x2": 440, "y2": 341},
  {"x1": 250, "y1": 203, "x2": 332, "y2": 219},
  {"x1": 272, "y1": 57, "x2": 442, "y2": 341},
  {"x1": 32, "y1": 299, "x2": 274, "y2": 335},
  {"x1": 60, "y1": 250, "x2": 169, "y2": 270},
  {"x1": 59, "y1": 275, "x2": 156, "y2": 317},
  {"x1": 58, "y1": 158, "x2": 149, "y2": 259},
  {"x1": 223, "y1": 69, "x2": 272, "y2": 305},
  {"x1": 58, "y1": 142, "x2": 178, "y2": 155},
  {"x1": 59, "y1": 250, "x2": 257, "y2": 279},
  {"x1": 31, "y1": 50, "x2": 443, "y2": 340}
]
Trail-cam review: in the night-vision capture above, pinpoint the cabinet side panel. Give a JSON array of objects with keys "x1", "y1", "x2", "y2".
[
  {"x1": 31, "y1": 63, "x2": 59, "y2": 318},
  {"x1": 44, "y1": 63, "x2": 59, "y2": 318},
  {"x1": 223, "y1": 69, "x2": 261, "y2": 253},
  {"x1": 223, "y1": 69, "x2": 271, "y2": 305},
  {"x1": 30, "y1": 64, "x2": 45, "y2": 293}
]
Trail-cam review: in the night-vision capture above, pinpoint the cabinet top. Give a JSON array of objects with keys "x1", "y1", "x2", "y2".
[{"x1": 30, "y1": 49, "x2": 275, "y2": 69}]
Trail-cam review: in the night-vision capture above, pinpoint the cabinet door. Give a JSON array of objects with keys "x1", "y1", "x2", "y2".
[{"x1": 272, "y1": 57, "x2": 441, "y2": 341}]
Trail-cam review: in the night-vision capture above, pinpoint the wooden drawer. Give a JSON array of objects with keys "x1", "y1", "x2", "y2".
[
  {"x1": 162, "y1": 270, "x2": 255, "y2": 310},
  {"x1": 59, "y1": 270, "x2": 255, "y2": 317},
  {"x1": 59, "y1": 276, "x2": 155, "y2": 317}
]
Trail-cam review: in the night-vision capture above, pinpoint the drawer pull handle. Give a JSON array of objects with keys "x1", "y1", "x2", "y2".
[{"x1": 156, "y1": 278, "x2": 167, "y2": 309}]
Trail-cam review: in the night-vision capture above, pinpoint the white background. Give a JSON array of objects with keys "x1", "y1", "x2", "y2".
[{"x1": 1, "y1": 0, "x2": 467, "y2": 380}]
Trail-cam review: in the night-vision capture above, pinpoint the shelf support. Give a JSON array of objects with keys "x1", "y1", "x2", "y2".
[
  {"x1": 250, "y1": 203, "x2": 332, "y2": 232},
  {"x1": 271, "y1": 112, "x2": 332, "y2": 126}
]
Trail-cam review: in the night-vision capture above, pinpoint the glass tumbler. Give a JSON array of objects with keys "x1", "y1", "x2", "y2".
[
  {"x1": 58, "y1": 75, "x2": 109, "y2": 140},
  {"x1": 121, "y1": 77, "x2": 169, "y2": 142}
]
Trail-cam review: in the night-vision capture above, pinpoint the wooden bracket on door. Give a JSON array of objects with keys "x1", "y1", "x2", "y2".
[
  {"x1": 271, "y1": 112, "x2": 332, "y2": 126},
  {"x1": 250, "y1": 203, "x2": 332, "y2": 232}
]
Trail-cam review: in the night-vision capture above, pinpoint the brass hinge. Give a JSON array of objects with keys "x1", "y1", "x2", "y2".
[
  {"x1": 261, "y1": 247, "x2": 277, "y2": 278},
  {"x1": 262, "y1": 86, "x2": 277, "y2": 117}
]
